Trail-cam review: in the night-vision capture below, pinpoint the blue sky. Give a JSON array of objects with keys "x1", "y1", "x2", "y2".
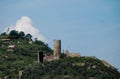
[{"x1": 0, "y1": 0, "x2": 120, "y2": 71}]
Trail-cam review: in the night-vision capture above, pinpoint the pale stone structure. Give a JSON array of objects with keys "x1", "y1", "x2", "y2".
[
  {"x1": 102, "y1": 60, "x2": 116, "y2": 70},
  {"x1": 53, "y1": 40, "x2": 61, "y2": 56},
  {"x1": 1, "y1": 38, "x2": 10, "y2": 43},
  {"x1": 7, "y1": 45, "x2": 16, "y2": 51},
  {"x1": 37, "y1": 40, "x2": 61, "y2": 62},
  {"x1": 19, "y1": 70, "x2": 23, "y2": 79},
  {"x1": 37, "y1": 40, "x2": 80, "y2": 62},
  {"x1": 44, "y1": 55, "x2": 59, "y2": 62},
  {"x1": 65, "y1": 50, "x2": 80, "y2": 57}
]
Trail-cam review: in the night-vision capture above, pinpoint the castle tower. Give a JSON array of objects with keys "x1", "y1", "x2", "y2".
[{"x1": 54, "y1": 40, "x2": 61, "y2": 56}]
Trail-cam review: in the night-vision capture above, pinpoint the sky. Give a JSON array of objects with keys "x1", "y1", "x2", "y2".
[{"x1": 0, "y1": 0, "x2": 120, "y2": 71}]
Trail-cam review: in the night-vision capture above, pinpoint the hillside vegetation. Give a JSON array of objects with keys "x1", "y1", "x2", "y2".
[
  {"x1": 21, "y1": 57, "x2": 120, "y2": 79},
  {"x1": 0, "y1": 30, "x2": 120, "y2": 79},
  {"x1": 0, "y1": 30, "x2": 52, "y2": 78}
]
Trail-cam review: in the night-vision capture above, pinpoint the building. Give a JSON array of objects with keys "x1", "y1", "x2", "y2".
[
  {"x1": 7, "y1": 45, "x2": 16, "y2": 51},
  {"x1": 43, "y1": 40, "x2": 61, "y2": 62},
  {"x1": 1, "y1": 38, "x2": 10, "y2": 43},
  {"x1": 1, "y1": 38, "x2": 10, "y2": 41},
  {"x1": 38, "y1": 40, "x2": 61, "y2": 62},
  {"x1": 37, "y1": 39, "x2": 80, "y2": 62},
  {"x1": 65, "y1": 50, "x2": 80, "y2": 57}
]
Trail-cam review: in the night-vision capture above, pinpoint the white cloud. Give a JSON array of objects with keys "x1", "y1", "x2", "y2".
[{"x1": 7, "y1": 16, "x2": 47, "y2": 42}]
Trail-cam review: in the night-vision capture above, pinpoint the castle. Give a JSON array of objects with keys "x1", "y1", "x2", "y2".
[{"x1": 38, "y1": 40, "x2": 80, "y2": 63}]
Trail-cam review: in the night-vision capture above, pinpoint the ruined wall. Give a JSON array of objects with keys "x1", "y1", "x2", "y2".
[
  {"x1": 38, "y1": 51, "x2": 43, "y2": 63},
  {"x1": 44, "y1": 55, "x2": 59, "y2": 62},
  {"x1": 66, "y1": 52, "x2": 80, "y2": 57},
  {"x1": 65, "y1": 50, "x2": 80, "y2": 57}
]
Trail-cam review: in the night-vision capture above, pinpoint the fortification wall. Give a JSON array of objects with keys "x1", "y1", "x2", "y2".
[{"x1": 66, "y1": 52, "x2": 80, "y2": 57}]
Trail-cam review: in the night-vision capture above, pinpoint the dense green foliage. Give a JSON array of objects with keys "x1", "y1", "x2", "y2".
[
  {"x1": 0, "y1": 30, "x2": 52, "y2": 79},
  {"x1": 0, "y1": 30, "x2": 120, "y2": 79},
  {"x1": 21, "y1": 57, "x2": 120, "y2": 79}
]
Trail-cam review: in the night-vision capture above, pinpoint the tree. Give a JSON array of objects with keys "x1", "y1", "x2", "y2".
[
  {"x1": 34, "y1": 38, "x2": 38, "y2": 41},
  {"x1": 26, "y1": 34, "x2": 32, "y2": 40},
  {"x1": 0, "y1": 32, "x2": 8, "y2": 39},
  {"x1": 9, "y1": 30, "x2": 19, "y2": 39},
  {"x1": 19, "y1": 31, "x2": 25, "y2": 38},
  {"x1": 34, "y1": 40, "x2": 44, "y2": 45},
  {"x1": 1, "y1": 32, "x2": 7, "y2": 36}
]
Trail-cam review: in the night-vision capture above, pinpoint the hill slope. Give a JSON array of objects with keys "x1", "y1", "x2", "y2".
[
  {"x1": 0, "y1": 30, "x2": 120, "y2": 79},
  {"x1": 21, "y1": 57, "x2": 120, "y2": 79}
]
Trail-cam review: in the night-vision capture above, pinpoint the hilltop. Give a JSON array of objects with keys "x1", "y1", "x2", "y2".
[{"x1": 0, "y1": 30, "x2": 120, "y2": 79}]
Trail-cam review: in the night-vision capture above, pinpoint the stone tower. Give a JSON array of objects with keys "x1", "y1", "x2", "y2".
[{"x1": 54, "y1": 40, "x2": 61, "y2": 56}]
